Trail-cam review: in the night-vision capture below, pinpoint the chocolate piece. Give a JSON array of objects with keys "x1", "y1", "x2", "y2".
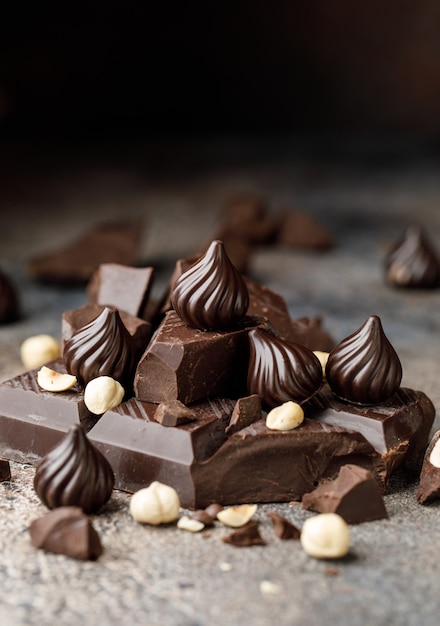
[
  {"x1": 276, "y1": 210, "x2": 334, "y2": 250},
  {"x1": 222, "y1": 521, "x2": 266, "y2": 547},
  {"x1": 268, "y1": 512, "x2": 301, "y2": 539},
  {"x1": 247, "y1": 327, "x2": 323, "y2": 409},
  {"x1": 29, "y1": 506, "x2": 103, "y2": 560},
  {"x1": 416, "y1": 430, "x2": 440, "y2": 504},
  {"x1": 27, "y1": 219, "x2": 144, "y2": 284},
  {"x1": 385, "y1": 224, "x2": 440, "y2": 288},
  {"x1": 134, "y1": 310, "x2": 259, "y2": 405},
  {"x1": 87, "y1": 263, "x2": 155, "y2": 319},
  {"x1": 326, "y1": 315, "x2": 402, "y2": 405},
  {"x1": 171, "y1": 240, "x2": 249, "y2": 331},
  {"x1": 0, "y1": 268, "x2": 19, "y2": 323},
  {"x1": 210, "y1": 230, "x2": 253, "y2": 274},
  {"x1": 220, "y1": 195, "x2": 277, "y2": 245},
  {"x1": 190, "y1": 509, "x2": 217, "y2": 527},
  {"x1": 154, "y1": 400, "x2": 196, "y2": 427},
  {"x1": 302, "y1": 464, "x2": 388, "y2": 523},
  {"x1": 34, "y1": 424, "x2": 114, "y2": 514},
  {"x1": 0, "y1": 359, "x2": 99, "y2": 463},
  {"x1": 205, "y1": 503, "x2": 223, "y2": 518},
  {"x1": 225, "y1": 395, "x2": 262, "y2": 435},
  {"x1": 0, "y1": 458, "x2": 11, "y2": 481},
  {"x1": 63, "y1": 306, "x2": 138, "y2": 388}
]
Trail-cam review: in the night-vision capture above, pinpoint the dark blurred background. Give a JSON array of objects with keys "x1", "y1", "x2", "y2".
[{"x1": 1, "y1": 1, "x2": 440, "y2": 145}]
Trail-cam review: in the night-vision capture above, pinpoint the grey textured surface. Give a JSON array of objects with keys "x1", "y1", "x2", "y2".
[{"x1": 1, "y1": 136, "x2": 440, "y2": 626}]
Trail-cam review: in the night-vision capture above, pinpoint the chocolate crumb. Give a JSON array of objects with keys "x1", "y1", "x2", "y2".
[
  {"x1": 0, "y1": 458, "x2": 11, "y2": 481},
  {"x1": 222, "y1": 521, "x2": 266, "y2": 547},
  {"x1": 268, "y1": 512, "x2": 301, "y2": 539}
]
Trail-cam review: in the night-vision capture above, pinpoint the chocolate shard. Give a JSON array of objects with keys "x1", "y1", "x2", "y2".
[
  {"x1": 154, "y1": 400, "x2": 196, "y2": 427},
  {"x1": 0, "y1": 268, "x2": 20, "y2": 323},
  {"x1": 26, "y1": 219, "x2": 144, "y2": 285},
  {"x1": 190, "y1": 509, "x2": 217, "y2": 527},
  {"x1": 34, "y1": 424, "x2": 114, "y2": 514},
  {"x1": 0, "y1": 458, "x2": 11, "y2": 481},
  {"x1": 301, "y1": 464, "x2": 388, "y2": 523},
  {"x1": 222, "y1": 521, "x2": 266, "y2": 547},
  {"x1": 268, "y1": 512, "x2": 301, "y2": 539},
  {"x1": 134, "y1": 310, "x2": 260, "y2": 405},
  {"x1": 219, "y1": 195, "x2": 278, "y2": 245},
  {"x1": 225, "y1": 395, "x2": 262, "y2": 435},
  {"x1": 29, "y1": 506, "x2": 103, "y2": 560},
  {"x1": 385, "y1": 224, "x2": 440, "y2": 289},
  {"x1": 63, "y1": 306, "x2": 138, "y2": 389},
  {"x1": 87, "y1": 263, "x2": 155, "y2": 319},
  {"x1": 276, "y1": 210, "x2": 334, "y2": 250},
  {"x1": 247, "y1": 327, "x2": 323, "y2": 409},
  {"x1": 325, "y1": 315, "x2": 402, "y2": 405},
  {"x1": 170, "y1": 240, "x2": 249, "y2": 331},
  {"x1": 416, "y1": 430, "x2": 440, "y2": 504}
]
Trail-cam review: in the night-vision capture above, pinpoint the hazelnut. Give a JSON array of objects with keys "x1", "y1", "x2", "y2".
[
  {"x1": 37, "y1": 366, "x2": 77, "y2": 392},
  {"x1": 217, "y1": 504, "x2": 257, "y2": 528},
  {"x1": 313, "y1": 351, "x2": 329, "y2": 381},
  {"x1": 300, "y1": 513, "x2": 350, "y2": 559},
  {"x1": 84, "y1": 376, "x2": 125, "y2": 415},
  {"x1": 429, "y1": 439, "x2": 440, "y2": 468},
  {"x1": 129, "y1": 481, "x2": 180, "y2": 525},
  {"x1": 177, "y1": 515, "x2": 205, "y2": 532},
  {"x1": 266, "y1": 401, "x2": 304, "y2": 431},
  {"x1": 20, "y1": 334, "x2": 61, "y2": 370}
]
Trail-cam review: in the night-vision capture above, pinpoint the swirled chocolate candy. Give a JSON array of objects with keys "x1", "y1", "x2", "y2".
[
  {"x1": 0, "y1": 268, "x2": 19, "y2": 324},
  {"x1": 63, "y1": 306, "x2": 137, "y2": 388},
  {"x1": 170, "y1": 240, "x2": 249, "y2": 331},
  {"x1": 247, "y1": 327, "x2": 323, "y2": 409},
  {"x1": 34, "y1": 424, "x2": 114, "y2": 514},
  {"x1": 325, "y1": 315, "x2": 402, "y2": 405},
  {"x1": 385, "y1": 224, "x2": 440, "y2": 288}
]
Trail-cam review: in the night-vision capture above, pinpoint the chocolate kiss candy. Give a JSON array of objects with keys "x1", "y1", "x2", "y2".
[
  {"x1": 63, "y1": 305, "x2": 135, "y2": 387},
  {"x1": 34, "y1": 424, "x2": 114, "y2": 514},
  {"x1": 170, "y1": 239, "x2": 249, "y2": 330},
  {"x1": 326, "y1": 315, "x2": 402, "y2": 405},
  {"x1": 247, "y1": 327, "x2": 323, "y2": 409},
  {"x1": 385, "y1": 223, "x2": 440, "y2": 288}
]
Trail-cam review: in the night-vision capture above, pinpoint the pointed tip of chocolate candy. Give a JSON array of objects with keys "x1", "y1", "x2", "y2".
[{"x1": 302, "y1": 464, "x2": 388, "y2": 523}]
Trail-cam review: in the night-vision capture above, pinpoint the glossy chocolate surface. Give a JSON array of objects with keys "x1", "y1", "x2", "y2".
[
  {"x1": 170, "y1": 239, "x2": 249, "y2": 331},
  {"x1": 247, "y1": 327, "x2": 323, "y2": 409},
  {"x1": 34, "y1": 424, "x2": 114, "y2": 514},
  {"x1": 385, "y1": 224, "x2": 440, "y2": 288},
  {"x1": 326, "y1": 315, "x2": 402, "y2": 405}
]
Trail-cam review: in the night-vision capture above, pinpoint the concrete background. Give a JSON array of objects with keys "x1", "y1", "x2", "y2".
[{"x1": 1, "y1": 135, "x2": 440, "y2": 625}]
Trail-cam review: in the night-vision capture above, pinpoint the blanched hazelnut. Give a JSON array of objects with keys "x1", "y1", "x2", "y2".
[
  {"x1": 266, "y1": 401, "x2": 304, "y2": 431},
  {"x1": 217, "y1": 504, "x2": 257, "y2": 528},
  {"x1": 37, "y1": 366, "x2": 77, "y2": 392},
  {"x1": 300, "y1": 513, "x2": 350, "y2": 559},
  {"x1": 313, "y1": 351, "x2": 329, "y2": 381},
  {"x1": 429, "y1": 439, "x2": 440, "y2": 468},
  {"x1": 129, "y1": 481, "x2": 180, "y2": 525},
  {"x1": 84, "y1": 376, "x2": 125, "y2": 415},
  {"x1": 177, "y1": 515, "x2": 205, "y2": 532},
  {"x1": 20, "y1": 334, "x2": 61, "y2": 370}
]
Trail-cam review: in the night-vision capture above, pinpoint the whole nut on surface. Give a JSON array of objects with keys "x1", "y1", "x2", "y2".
[
  {"x1": 300, "y1": 513, "x2": 350, "y2": 559},
  {"x1": 129, "y1": 481, "x2": 180, "y2": 525},
  {"x1": 313, "y1": 351, "x2": 329, "y2": 381},
  {"x1": 266, "y1": 401, "x2": 304, "y2": 431},
  {"x1": 429, "y1": 439, "x2": 440, "y2": 468},
  {"x1": 84, "y1": 376, "x2": 125, "y2": 415},
  {"x1": 20, "y1": 334, "x2": 61, "y2": 370},
  {"x1": 37, "y1": 366, "x2": 77, "y2": 392},
  {"x1": 217, "y1": 504, "x2": 258, "y2": 528}
]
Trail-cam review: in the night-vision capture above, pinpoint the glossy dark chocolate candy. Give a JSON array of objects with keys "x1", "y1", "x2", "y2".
[
  {"x1": 63, "y1": 306, "x2": 138, "y2": 388},
  {"x1": 301, "y1": 464, "x2": 388, "y2": 523},
  {"x1": 29, "y1": 506, "x2": 103, "y2": 560},
  {"x1": 170, "y1": 240, "x2": 249, "y2": 331},
  {"x1": 0, "y1": 268, "x2": 19, "y2": 323},
  {"x1": 416, "y1": 430, "x2": 440, "y2": 504},
  {"x1": 247, "y1": 327, "x2": 323, "y2": 409},
  {"x1": 34, "y1": 424, "x2": 114, "y2": 514},
  {"x1": 326, "y1": 315, "x2": 402, "y2": 405},
  {"x1": 385, "y1": 224, "x2": 440, "y2": 288}
]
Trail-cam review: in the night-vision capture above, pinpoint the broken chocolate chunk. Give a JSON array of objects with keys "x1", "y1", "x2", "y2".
[
  {"x1": 276, "y1": 210, "x2": 334, "y2": 250},
  {"x1": 222, "y1": 521, "x2": 266, "y2": 547},
  {"x1": 225, "y1": 394, "x2": 262, "y2": 435},
  {"x1": 385, "y1": 223, "x2": 440, "y2": 289},
  {"x1": 416, "y1": 430, "x2": 440, "y2": 504},
  {"x1": 268, "y1": 512, "x2": 301, "y2": 539},
  {"x1": 302, "y1": 464, "x2": 388, "y2": 523},
  {"x1": 34, "y1": 424, "x2": 114, "y2": 514},
  {"x1": 154, "y1": 400, "x2": 196, "y2": 427},
  {"x1": 29, "y1": 506, "x2": 103, "y2": 560},
  {"x1": 27, "y1": 219, "x2": 144, "y2": 284},
  {"x1": 0, "y1": 458, "x2": 11, "y2": 481}
]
